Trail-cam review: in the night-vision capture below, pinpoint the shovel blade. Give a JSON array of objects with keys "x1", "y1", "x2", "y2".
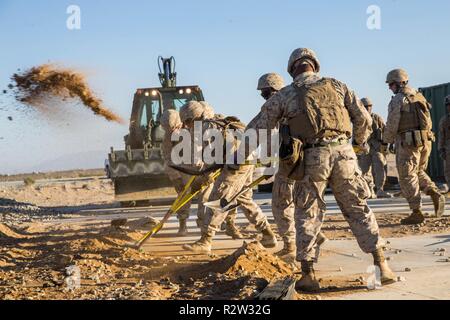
[{"x1": 204, "y1": 199, "x2": 238, "y2": 213}]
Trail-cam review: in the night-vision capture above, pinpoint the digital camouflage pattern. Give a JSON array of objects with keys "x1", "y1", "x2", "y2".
[
  {"x1": 272, "y1": 173, "x2": 296, "y2": 246},
  {"x1": 287, "y1": 48, "x2": 321, "y2": 76},
  {"x1": 358, "y1": 113, "x2": 388, "y2": 191},
  {"x1": 257, "y1": 73, "x2": 285, "y2": 91},
  {"x1": 294, "y1": 143, "x2": 384, "y2": 261},
  {"x1": 160, "y1": 109, "x2": 192, "y2": 220},
  {"x1": 247, "y1": 72, "x2": 372, "y2": 146},
  {"x1": 180, "y1": 103, "x2": 270, "y2": 243},
  {"x1": 386, "y1": 68, "x2": 409, "y2": 84},
  {"x1": 384, "y1": 86, "x2": 440, "y2": 210},
  {"x1": 247, "y1": 67, "x2": 382, "y2": 262}
]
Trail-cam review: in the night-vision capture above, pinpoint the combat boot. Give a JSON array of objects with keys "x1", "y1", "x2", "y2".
[
  {"x1": 372, "y1": 248, "x2": 397, "y2": 285},
  {"x1": 428, "y1": 189, "x2": 445, "y2": 217},
  {"x1": 177, "y1": 219, "x2": 188, "y2": 237},
  {"x1": 225, "y1": 219, "x2": 244, "y2": 239},
  {"x1": 376, "y1": 189, "x2": 393, "y2": 199},
  {"x1": 400, "y1": 209, "x2": 425, "y2": 225},
  {"x1": 275, "y1": 242, "x2": 295, "y2": 257},
  {"x1": 260, "y1": 226, "x2": 278, "y2": 248},
  {"x1": 295, "y1": 260, "x2": 321, "y2": 292},
  {"x1": 182, "y1": 233, "x2": 213, "y2": 254}
]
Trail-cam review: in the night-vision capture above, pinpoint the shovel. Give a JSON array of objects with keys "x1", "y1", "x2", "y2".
[
  {"x1": 204, "y1": 175, "x2": 271, "y2": 214},
  {"x1": 134, "y1": 170, "x2": 221, "y2": 249}
]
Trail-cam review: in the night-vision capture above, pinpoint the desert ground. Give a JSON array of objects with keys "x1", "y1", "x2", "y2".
[{"x1": 1, "y1": 172, "x2": 449, "y2": 300}]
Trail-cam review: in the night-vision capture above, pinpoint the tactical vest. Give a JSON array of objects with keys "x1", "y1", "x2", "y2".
[
  {"x1": 205, "y1": 115, "x2": 246, "y2": 132},
  {"x1": 287, "y1": 78, "x2": 352, "y2": 142},
  {"x1": 398, "y1": 91, "x2": 432, "y2": 133}
]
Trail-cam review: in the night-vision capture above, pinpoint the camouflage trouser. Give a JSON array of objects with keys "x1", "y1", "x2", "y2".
[
  {"x1": 294, "y1": 143, "x2": 383, "y2": 262},
  {"x1": 198, "y1": 183, "x2": 237, "y2": 228},
  {"x1": 358, "y1": 151, "x2": 387, "y2": 191},
  {"x1": 171, "y1": 177, "x2": 192, "y2": 221},
  {"x1": 204, "y1": 166, "x2": 269, "y2": 235},
  {"x1": 396, "y1": 139, "x2": 440, "y2": 210},
  {"x1": 272, "y1": 173, "x2": 296, "y2": 246}
]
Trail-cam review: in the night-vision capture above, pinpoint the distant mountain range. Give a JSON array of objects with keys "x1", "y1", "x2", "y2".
[{"x1": 21, "y1": 150, "x2": 108, "y2": 174}]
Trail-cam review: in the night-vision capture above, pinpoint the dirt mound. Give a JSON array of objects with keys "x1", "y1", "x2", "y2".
[
  {"x1": 218, "y1": 241, "x2": 293, "y2": 279},
  {"x1": 0, "y1": 223, "x2": 24, "y2": 239},
  {"x1": 8, "y1": 64, "x2": 124, "y2": 124}
]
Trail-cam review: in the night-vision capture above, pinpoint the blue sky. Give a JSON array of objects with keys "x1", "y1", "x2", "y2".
[{"x1": 1, "y1": 0, "x2": 450, "y2": 173}]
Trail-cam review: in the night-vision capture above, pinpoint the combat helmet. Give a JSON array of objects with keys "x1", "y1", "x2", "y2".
[
  {"x1": 386, "y1": 69, "x2": 409, "y2": 84},
  {"x1": 257, "y1": 73, "x2": 285, "y2": 91},
  {"x1": 361, "y1": 97, "x2": 373, "y2": 107},
  {"x1": 287, "y1": 48, "x2": 321, "y2": 76}
]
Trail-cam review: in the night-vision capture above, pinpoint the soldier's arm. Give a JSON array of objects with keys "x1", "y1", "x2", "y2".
[
  {"x1": 340, "y1": 83, "x2": 372, "y2": 145},
  {"x1": 383, "y1": 98, "x2": 401, "y2": 144},
  {"x1": 246, "y1": 94, "x2": 285, "y2": 158},
  {"x1": 377, "y1": 114, "x2": 386, "y2": 131},
  {"x1": 247, "y1": 94, "x2": 285, "y2": 131}
]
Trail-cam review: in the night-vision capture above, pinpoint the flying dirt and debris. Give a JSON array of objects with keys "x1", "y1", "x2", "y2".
[{"x1": 7, "y1": 64, "x2": 124, "y2": 124}]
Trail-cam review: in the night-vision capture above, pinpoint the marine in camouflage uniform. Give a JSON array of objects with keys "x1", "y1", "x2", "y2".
[
  {"x1": 160, "y1": 109, "x2": 192, "y2": 236},
  {"x1": 438, "y1": 95, "x2": 450, "y2": 191},
  {"x1": 196, "y1": 105, "x2": 243, "y2": 239},
  {"x1": 257, "y1": 73, "x2": 327, "y2": 257},
  {"x1": 179, "y1": 101, "x2": 277, "y2": 254},
  {"x1": 383, "y1": 69, "x2": 445, "y2": 225},
  {"x1": 247, "y1": 48, "x2": 396, "y2": 291},
  {"x1": 357, "y1": 98, "x2": 392, "y2": 199}
]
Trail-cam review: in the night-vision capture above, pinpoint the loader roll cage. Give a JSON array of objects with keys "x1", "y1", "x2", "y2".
[{"x1": 126, "y1": 85, "x2": 205, "y2": 149}]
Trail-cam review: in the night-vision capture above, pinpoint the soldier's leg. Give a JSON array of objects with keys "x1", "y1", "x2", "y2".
[
  {"x1": 418, "y1": 141, "x2": 445, "y2": 217},
  {"x1": 330, "y1": 144, "x2": 396, "y2": 285},
  {"x1": 295, "y1": 147, "x2": 332, "y2": 263},
  {"x1": 396, "y1": 143, "x2": 422, "y2": 210},
  {"x1": 197, "y1": 183, "x2": 214, "y2": 231},
  {"x1": 358, "y1": 153, "x2": 376, "y2": 198},
  {"x1": 272, "y1": 173, "x2": 296, "y2": 254},
  {"x1": 329, "y1": 148, "x2": 383, "y2": 254},
  {"x1": 372, "y1": 152, "x2": 392, "y2": 198},
  {"x1": 171, "y1": 177, "x2": 192, "y2": 236},
  {"x1": 294, "y1": 175, "x2": 328, "y2": 292},
  {"x1": 223, "y1": 208, "x2": 244, "y2": 239},
  {"x1": 235, "y1": 169, "x2": 277, "y2": 248}
]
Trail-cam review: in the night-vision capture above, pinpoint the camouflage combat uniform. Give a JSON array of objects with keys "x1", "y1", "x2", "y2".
[
  {"x1": 358, "y1": 113, "x2": 388, "y2": 193},
  {"x1": 180, "y1": 104, "x2": 277, "y2": 252},
  {"x1": 247, "y1": 71, "x2": 384, "y2": 262},
  {"x1": 438, "y1": 112, "x2": 450, "y2": 189},
  {"x1": 161, "y1": 111, "x2": 192, "y2": 222},
  {"x1": 383, "y1": 86, "x2": 442, "y2": 212},
  {"x1": 258, "y1": 73, "x2": 297, "y2": 252}
]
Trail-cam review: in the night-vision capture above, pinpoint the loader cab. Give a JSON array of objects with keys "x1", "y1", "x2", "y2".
[{"x1": 126, "y1": 85, "x2": 205, "y2": 149}]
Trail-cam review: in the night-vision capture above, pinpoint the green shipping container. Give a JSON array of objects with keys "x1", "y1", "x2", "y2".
[{"x1": 419, "y1": 82, "x2": 450, "y2": 181}]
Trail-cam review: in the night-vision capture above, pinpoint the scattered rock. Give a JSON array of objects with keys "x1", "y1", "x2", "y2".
[
  {"x1": 404, "y1": 267, "x2": 412, "y2": 272},
  {"x1": 111, "y1": 218, "x2": 128, "y2": 229}
]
